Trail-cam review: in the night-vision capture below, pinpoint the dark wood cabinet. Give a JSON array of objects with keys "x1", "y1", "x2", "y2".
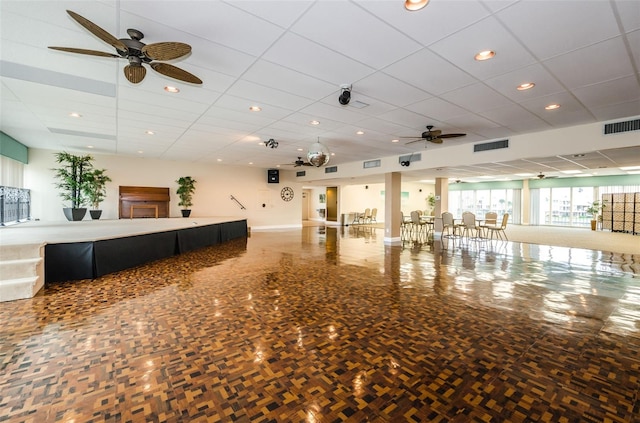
[{"x1": 119, "y1": 186, "x2": 170, "y2": 219}]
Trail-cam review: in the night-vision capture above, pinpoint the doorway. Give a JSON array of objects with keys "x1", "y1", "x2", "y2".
[
  {"x1": 326, "y1": 186, "x2": 338, "y2": 222},
  {"x1": 302, "y1": 189, "x2": 310, "y2": 220}
]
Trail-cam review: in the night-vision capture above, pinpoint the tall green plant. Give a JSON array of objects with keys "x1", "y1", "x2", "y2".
[
  {"x1": 52, "y1": 152, "x2": 94, "y2": 208},
  {"x1": 84, "y1": 168, "x2": 112, "y2": 210},
  {"x1": 176, "y1": 176, "x2": 197, "y2": 209}
]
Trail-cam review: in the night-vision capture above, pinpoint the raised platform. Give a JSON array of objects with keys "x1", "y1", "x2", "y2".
[{"x1": 0, "y1": 217, "x2": 248, "y2": 287}]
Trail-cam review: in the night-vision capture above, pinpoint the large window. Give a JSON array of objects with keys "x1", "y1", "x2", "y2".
[
  {"x1": 532, "y1": 187, "x2": 595, "y2": 227},
  {"x1": 449, "y1": 189, "x2": 518, "y2": 223}
]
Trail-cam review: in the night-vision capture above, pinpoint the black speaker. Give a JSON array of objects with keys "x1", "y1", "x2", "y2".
[{"x1": 267, "y1": 169, "x2": 279, "y2": 184}]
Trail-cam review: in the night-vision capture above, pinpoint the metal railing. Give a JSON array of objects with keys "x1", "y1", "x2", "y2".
[{"x1": 0, "y1": 186, "x2": 31, "y2": 226}]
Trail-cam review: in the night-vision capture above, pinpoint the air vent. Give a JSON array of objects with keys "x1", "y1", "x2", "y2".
[
  {"x1": 363, "y1": 159, "x2": 381, "y2": 169},
  {"x1": 604, "y1": 118, "x2": 640, "y2": 135},
  {"x1": 474, "y1": 139, "x2": 508, "y2": 152},
  {"x1": 324, "y1": 166, "x2": 337, "y2": 174},
  {"x1": 296, "y1": 170, "x2": 306, "y2": 177},
  {"x1": 398, "y1": 153, "x2": 421, "y2": 164}
]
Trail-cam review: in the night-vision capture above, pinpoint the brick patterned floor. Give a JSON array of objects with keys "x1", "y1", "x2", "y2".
[{"x1": 1, "y1": 226, "x2": 639, "y2": 422}]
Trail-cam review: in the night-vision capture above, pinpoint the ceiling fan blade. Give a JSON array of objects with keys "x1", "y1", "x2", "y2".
[
  {"x1": 143, "y1": 42, "x2": 192, "y2": 61},
  {"x1": 124, "y1": 65, "x2": 146, "y2": 84},
  {"x1": 404, "y1": 139, "x2": 424, "y2": 145},
  {"x1": 150, "y1": 63, "x2": 202, "y2": 84},
  {"x1": 440, "y1": 133, "x2": 466, "y2": 138},
  {"x1": 48, "y1": 46, "x2": 119, "y2": 58},
  {"x1": 66, "y1": 10, "x2": 127, "y2": 54},
  {"x1": 430, "y1": 138, "x2": 444, "y2": 144},
  {"x1": 428, "y1": 129, "x2": 442, "y2": 137}
]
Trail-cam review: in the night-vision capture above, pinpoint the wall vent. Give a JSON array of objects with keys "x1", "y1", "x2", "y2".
[
  {"x1": 398, "y1": 153, "x2": 421, "y2": 164},
  {"x1": 296, "y1": 170, "x2": 306, "y2": 177},
  {"x1": 474, "y1": 139, "x2": 509, "y2": 152},
  {"x1": 324, "y1": 166, "x2": 337, "y2": 174},
  {"x1": 604, "y1": 118, "x2": 640, "y2": 135},
  {"x1": 363, "y1": 159, "x2": 381, "y2": 169}
]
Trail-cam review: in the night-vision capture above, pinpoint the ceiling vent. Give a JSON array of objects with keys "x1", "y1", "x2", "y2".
[
  {"x1": 296, "y1": 170, "x2": 306, "y2": 177},
  {"x1": 324, "y1": 166, "x2": 337, "y2": 174},
  {"x1": 363, "y1": 159, "x2": 381, "y2": 169},
  {"x1": 603, "y1": 118, "x2": 640, "y2": 135},
  {"x1": 474, "y1": 139, "x2": 509, "y2": 153},
  {"x1": 398, "y1": 153, "x2": 421, "y2": 164}
]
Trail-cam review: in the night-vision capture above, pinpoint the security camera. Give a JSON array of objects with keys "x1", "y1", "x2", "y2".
[
  {"x1": 338, "y1": 84, "x2": 352, "y2": 106},
  {"x1": 264, "y1": 138, "x2": 278, "y2": 148},
  {"x1": 400, "y1": 160, "x2": 410, "y2": 167}
]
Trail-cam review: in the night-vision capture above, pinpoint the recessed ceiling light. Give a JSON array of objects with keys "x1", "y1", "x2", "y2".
[
  {"x1": 517, "y1": 82, "x2": 535, "y2": 91},
  {"x1": 560, "y1": 170, "x2": 582, "y2": 174},
  {"x1": 392, "y1": 139, "x2": 399, "y2": 143},
  {"x1": 331, "y1": 152, "x2": 335, "y2": 156},
  {"x1": 474, "y1": 50, "x2": 495, "y2": 61},
  {"x1": 620, "y1": 166, "x2": 640, "y2": 170},
  {"x1": 217, "y1": 158, "x2": 222, "y2": 162},
  {"x1": 249, "y1": 106, "x2": 261, "y2": 112},
  {"x1": 627, "y1": 170, "x2": 640, "y2": 174},
  {"x1": 69, "y1": 112, "x2": 82, "y2": 118},
  {"x1": 258, "y1": 142, "x2": 264, "y2": 146},
  {"x1": 137, "y1": 150, "x2": 144, "y2": 154},
  {"x1": 145, "y1": 130, "x2": 154, "y2": 135},
  {"x1": 164, "y1": 86, "x2": 179, "y2": 93},
  {"x1": 356, "y1": 130, "x2": 364, "y2": 135},
  {"x1": 545, "y1": 104, "x2": 561, "y2": 110},
  {"x1": 87, "y1": 145, "x2": 94, "y2": 149},
  {"x1": 404, "y1": 0, "x2": 429, "y2": 11},
  {"x1": 310, "y1": 120, "x2": 320, "y2": 125},
  {"x1": 249, "y1": 162, "x2": 253, "y2": 165},
  {"x1": 572, "y1": 154, "x2": 585, "y2": 158}
]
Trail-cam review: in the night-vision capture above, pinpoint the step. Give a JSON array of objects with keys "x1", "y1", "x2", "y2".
[
  {"x1": 0, "y1": 243, "x2": 44, "y2": 260},
  {"x1": 0, "y1": 276, "x2": 43, "y2": 302},
  {"x1": 0, "y1": 257, "x2": 43, "y2": 279}
]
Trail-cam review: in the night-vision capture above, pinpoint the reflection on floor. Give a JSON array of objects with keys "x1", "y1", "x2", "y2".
[{"x1": 1, "y1": 226, "x2": 639, "y2": 422}]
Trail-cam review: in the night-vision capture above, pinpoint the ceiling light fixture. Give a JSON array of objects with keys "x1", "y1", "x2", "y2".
[
  {"x1": 517, "y1": 82, "x2": 535, "y2": 91},
  {"x1": 338, "y1": 84, "x2": 352, "y2": 106},
  {"x1": 249, "y1": 106, "x2": 261, "y2": 112},
  {"x1": 310, "y1": 120, "x2": 320, "y2": 125},
  {"x1": 164, "y1": 86, "x2": 179, "y2": 93},
  {"x1": 356, "y1": 130, "x2": 364, "y2": 135},
  {"x1": 545, "y1": 104, "x2": 561, "y2": 110},
  {"x1": 404, "y1": 0, "x2": 429, "y2": 11},
  {"x1": 145, "y1": 130, "x2": 154, "y2": 135},
  {"x1": 392, "y1": 139, "x2": 399, "y2": 143},
  {"x1": 69, "y1": 112, "x2": 82, "y2": 118},
  {"x1": 475, "y1": 50, "x2": 495, "y2": 61}
]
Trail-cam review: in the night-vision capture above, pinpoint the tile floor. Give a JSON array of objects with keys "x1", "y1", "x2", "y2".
[{"x1": 1, "y1": 226, "x2": 639, "y2": 422}]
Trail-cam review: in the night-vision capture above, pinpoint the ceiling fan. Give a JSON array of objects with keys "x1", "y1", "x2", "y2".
[
  {"x1": 535, "y1": 172, "x2": 558, "y2": 179},
  {"x1": 48, "y1": 10, "x2": 202, "y2": 85},
  {"x1": 283, "y1": 157, "x2": 313, "y2": 167},
  {"x1": 402, "y1": 125, "x2": 466, "y2": 145}
]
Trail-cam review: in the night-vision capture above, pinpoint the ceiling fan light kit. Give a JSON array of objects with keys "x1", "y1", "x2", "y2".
[{"x1": 48, "y1": 10, "x2": 202, "y2": 85}]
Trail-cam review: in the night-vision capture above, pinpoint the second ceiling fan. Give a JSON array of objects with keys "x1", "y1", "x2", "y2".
[
  {"x1": 48, "y1": 10, "x2": 202, "y2": 85},
  {"x1": 402, "y1": 125, "x2": 466, "y2": 145}
]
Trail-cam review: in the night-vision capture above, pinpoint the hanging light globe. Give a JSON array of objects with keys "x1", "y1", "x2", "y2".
[{"x1": 307, "y1": 141, "x2": 330, "y2": 167}]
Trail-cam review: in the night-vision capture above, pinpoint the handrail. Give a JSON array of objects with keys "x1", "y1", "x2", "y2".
[{"x1": 230, "y1": 195, "x2": 246, "y2": 210}]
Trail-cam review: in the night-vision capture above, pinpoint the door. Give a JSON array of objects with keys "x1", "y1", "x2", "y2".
[
  {"x1": 302, "y1": 189, "x2": 310, "y2": 220},
  {"x1": 326, "y1": 186, "x2": 338, "y2": 222}
]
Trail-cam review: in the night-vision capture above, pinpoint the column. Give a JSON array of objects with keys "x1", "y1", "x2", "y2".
[{"x1": 384, "y1": 172, "x2": 402, "y2": 244}]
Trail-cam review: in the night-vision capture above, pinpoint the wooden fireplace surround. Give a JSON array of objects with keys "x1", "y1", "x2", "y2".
[{"x1": 119, "y1": 186, "x2": 170, "y2": 219}]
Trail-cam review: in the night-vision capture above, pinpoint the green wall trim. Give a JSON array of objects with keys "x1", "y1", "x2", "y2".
[
  {"x1": 449, "y1": 180, "x2": 523, "y2": 191},
  {"x1": 0, "y1": 132, "x2": 28, "y2": 164},
  {"x1": 529, "y1": 174, "x2": 640, "y2": 188}
]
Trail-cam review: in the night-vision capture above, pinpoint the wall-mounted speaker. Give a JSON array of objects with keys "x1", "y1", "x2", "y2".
[{"x1": 267, "y1": 169, "x2": 279, "y2": 183}]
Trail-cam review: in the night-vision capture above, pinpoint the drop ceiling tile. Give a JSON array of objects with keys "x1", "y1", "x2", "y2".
[
  {"x1": 262, "y1": 32, "x2": 374, "y2": 86},
  {"x1": 440, "y1": 83, "x2": 515, "y2": 113},
  {"x1": 544, "y1": 37, "x2": 635, "y2": 90},
  {"x1": 355, "y1": 72, "x2": 432, "y2": 108},
  {"x1": 616, "y1": 0, "x2": 640, "y2": 32},
  {"x1": 496, "y1": 0, "x2": 620, "y2": 60},
  {"x1": 573, "y1": 75, "x2": 640, "y2": 109},
  {"x1": 384, "y1": 49, "x2": 476, "y2": 95},
  {"x1": 406, "y1": 97, "x2": 470, "y2": 122},
  {"x1": 429, "y1": 16, "x2": 537, "y2": 81},
  {"x1": 291, "y1": 1, "x2": 421, "y2": 69},
  {"x1": 479, "y1": 104, "x2": 546, "y2": 126},
  {"x1": 483, "y1": 63, "x2": 566, "y2": 102}
]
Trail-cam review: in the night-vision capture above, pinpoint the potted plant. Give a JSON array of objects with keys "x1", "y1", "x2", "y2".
[
  {"x1": 52, "y1": 152, "x2": 94, "y2": 221},
  {"x1": 176, "y1": 176, "x2": 197, "y2": 217},
  {"x1": 426, "y1": 193, "x2": 436, "y2": 215},
  {"x1": 84, "y1": 168, "x2": 112, "y2": 220},
  {"x1": 585, "y1": 200, "x2": 606, "y2": 231}
]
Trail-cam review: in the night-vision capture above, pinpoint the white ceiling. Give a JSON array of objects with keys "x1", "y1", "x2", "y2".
[{"x1": 1, "y1": 0, "x2": 639, "y2": 183}]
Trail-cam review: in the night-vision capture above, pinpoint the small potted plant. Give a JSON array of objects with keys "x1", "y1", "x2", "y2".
[
  {"x1": 585, "y1": 200, "x2": 605, "y2": 231},
  {"x1": 84, "y1": 168, "x2": 112, "y2": 220},
  {"x1": 426, "y1": 193, "x2": 436, "y2": 215},
  {"x1": 176, "y1": 176, "x2": 197, "y2": 217},
  {"x1": 52, "y1": 152, "x2": 94, "y2": 221}
]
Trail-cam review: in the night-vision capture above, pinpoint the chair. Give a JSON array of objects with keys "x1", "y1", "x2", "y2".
[
  {"x1": 410, "y1": 210, "x2": 428, "y2": 242},
  {"x1": 486, "y1": 213, "x2": 509, "y2": 241},
  {"x1": 461, "y1": 212, "x2": 483, "y2": 240},
  {"x1": 441, "y1": 212, "x2": 457, "y2": 238},
  {"x1": 480, "y1": 212, "x2": 497, "y2": 238},
  {"x1": 358, "y1": 208, "x2": 370, "y2": 224},
  {"x1": 401, "y1": 212, "x2": 411, "y2": 239},
  {"x1": 369, "y1": 208, "x2": 377, "y2": 223}
]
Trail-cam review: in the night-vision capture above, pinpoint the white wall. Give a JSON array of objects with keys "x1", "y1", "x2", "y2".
[{"x1": 26, "y1": 148, "x2": 302, "y2": 229}]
